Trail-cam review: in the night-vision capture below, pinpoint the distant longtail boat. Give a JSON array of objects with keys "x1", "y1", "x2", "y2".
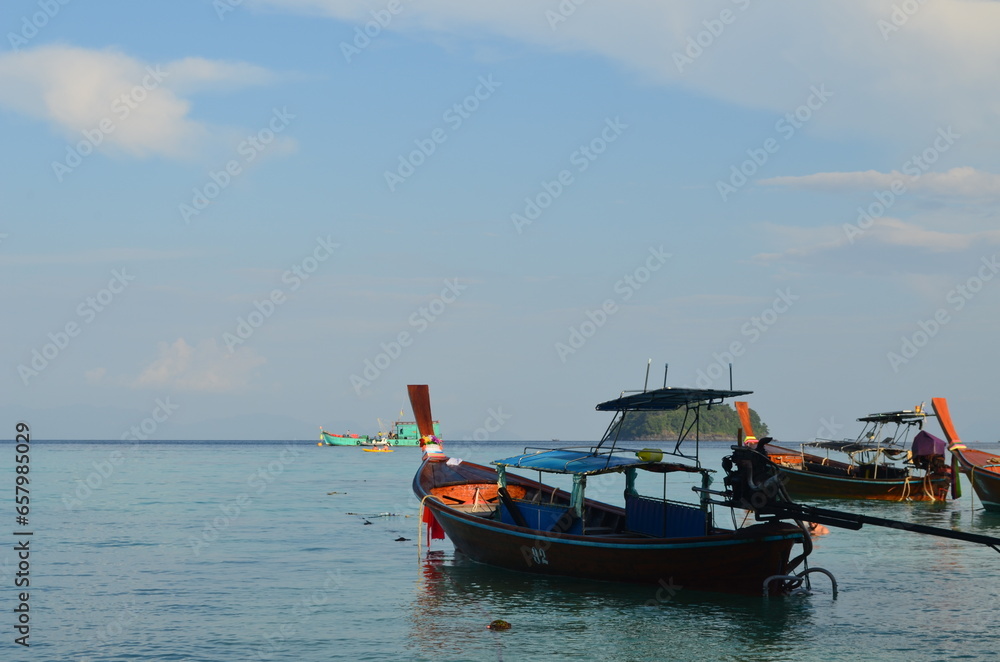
[{"x1": 738, "y1": 402, "x2": 952, "y2": 501}]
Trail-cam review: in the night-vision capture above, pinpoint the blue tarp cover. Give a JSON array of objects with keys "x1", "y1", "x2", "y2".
[{"x1": 493, "y1": 449, "x2": 655, "y2": 476}]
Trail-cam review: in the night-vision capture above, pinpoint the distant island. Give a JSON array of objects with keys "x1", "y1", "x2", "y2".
[{"x1": 609, "y1": 404, "x2": 768, "y2": 442}]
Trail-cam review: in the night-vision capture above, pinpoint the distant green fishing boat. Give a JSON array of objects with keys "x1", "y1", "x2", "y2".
[
  {"x1": 319, "y1": 419, "x2": 441, "y2": 446},
  {"x1": 319, "y1": 429, "x2": 371, "y2": 446},
  {"x1": 390, "y1": 420, "x2": 441, "y2": 446}
]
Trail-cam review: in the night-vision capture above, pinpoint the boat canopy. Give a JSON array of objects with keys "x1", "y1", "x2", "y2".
[
  {"x1": 804, "y1": 440, "x2": 905, "y2": 453},
  {"x1": 807, "y1": 407, "x2": 930, "y2": 453},
  {"x1": 595, "y1": 387, "x2": 752, "y2": 412},
  {"x1": 856, "y1": 410, "x2": 928, "y2": 424},
  {"x1": 492, "y1": 448, "x2": 701, "y2": 476}
]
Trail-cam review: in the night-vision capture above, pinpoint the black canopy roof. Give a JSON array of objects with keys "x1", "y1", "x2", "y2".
[
  {"x1": 595, "y1": 387, "x2": 752, "y2": 412},
  {"x1": 856, "y1": 410, "x2": 928, "y2": 424}
]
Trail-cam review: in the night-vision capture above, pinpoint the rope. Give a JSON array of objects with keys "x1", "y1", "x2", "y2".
[
  {"x1": 922, "y1": 473, "x2": 938, "y2": 502},
  {"x1": 417, "y1": 503, "x2": 423, "y2": 559}
]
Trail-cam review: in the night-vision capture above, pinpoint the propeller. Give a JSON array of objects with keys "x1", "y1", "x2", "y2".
[
  {"x1": 734, "y1": 401, "x2": 758, "y2": 447},
  {"x1": 407, "y1": 385, "x2": 435, "y2": 439},
  {"x1": 931, "y1": 397, "x2": 963, "y2": 499}
]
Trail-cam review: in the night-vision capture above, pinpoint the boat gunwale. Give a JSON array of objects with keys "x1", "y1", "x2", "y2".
[{"x1": 954, "y1": 447, "x2": 1000, "y2": 473}]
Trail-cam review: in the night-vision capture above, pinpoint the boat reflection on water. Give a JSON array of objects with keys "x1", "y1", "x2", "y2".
[
  {"x1": 408, "y1": 549, "x2": 818, "y2": 662},
  {"x1": 407, "y1": 551, "x2": 481, "y2": 660}
]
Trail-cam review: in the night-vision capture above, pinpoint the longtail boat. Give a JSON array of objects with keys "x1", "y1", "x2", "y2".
[
  {"x1": 736, "y1": 402, "x2": 951, "y2": 501},
  {"x1": 411, "y1": 383, "x2": 825, "y2": 596},
  {"x1": 932, "y1": 397, "x2": 1000, "y2": 512}
]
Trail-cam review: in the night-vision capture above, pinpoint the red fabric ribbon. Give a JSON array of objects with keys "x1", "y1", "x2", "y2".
[{"x1": 422, "y1": 505, "x2": 445, "y2": 540}]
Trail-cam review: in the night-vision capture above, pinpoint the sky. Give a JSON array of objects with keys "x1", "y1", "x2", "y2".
[{"x1": 2, "y1": 0, "x2": 1000, "y2": 443}]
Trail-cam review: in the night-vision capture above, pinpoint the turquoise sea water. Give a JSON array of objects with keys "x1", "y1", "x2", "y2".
[{"x1": 3, "y1": 440, "x2": 1000, "y2": 661}]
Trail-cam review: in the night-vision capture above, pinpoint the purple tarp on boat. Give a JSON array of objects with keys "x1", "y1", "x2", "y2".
[{"x1": 912, "y1": 430, "x2": 946, "y2": 456}]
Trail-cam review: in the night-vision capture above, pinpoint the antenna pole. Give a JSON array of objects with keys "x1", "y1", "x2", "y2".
[
  {"x1": 643, "y1": 358, "x2": 652, "y2": 392},
  {"x1": 663, "y1": 363, "x2": 669, "y2": 388},
  {"x1": 729, "y1": 363, "x2": 733, "y2": 390}
]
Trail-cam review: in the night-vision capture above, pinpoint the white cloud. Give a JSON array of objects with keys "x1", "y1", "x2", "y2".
[
  {"x1": 163, "y1": 57, "x2": 283, "y2": 95},
  {"x1": 134, "y1": 338, "x2": 266, "y2": 392},
  {"x1": 253, "y1": 0, "x2": 1000, "y2": 145},
  {"x1": 0, "y1": 45, "x2": 280, "y2": 159},
  {"x1": 755, "y1": 218, "x2": 1000, "y2": 265},
  {"x1": 753, "y1": 223, "x2": 850, "y2": 263},
  {"x1": 856, "y1": 218, "x2": 1000, "y2": 252},
  {"x1": 760, "y1": 167, "x2": 1000, "y2": 199}
]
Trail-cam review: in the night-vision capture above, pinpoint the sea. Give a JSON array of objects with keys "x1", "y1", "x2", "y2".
[{"x1": 3, "y1": 439, "x2": 1000, "y2": 662}]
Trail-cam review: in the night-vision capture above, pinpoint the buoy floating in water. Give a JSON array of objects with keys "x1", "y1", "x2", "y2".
[{"x1": 487, "y1": 619, "x2": 511, "y2": 631}]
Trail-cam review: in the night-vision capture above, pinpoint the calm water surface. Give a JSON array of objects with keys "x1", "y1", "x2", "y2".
[{"x1": 4, "y1": 440, "x2": 999, "y2": 661}]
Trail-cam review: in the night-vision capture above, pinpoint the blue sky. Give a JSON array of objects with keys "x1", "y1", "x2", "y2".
[{"x1": 3, "y1": 0, "x2": 999, "y2": 442}]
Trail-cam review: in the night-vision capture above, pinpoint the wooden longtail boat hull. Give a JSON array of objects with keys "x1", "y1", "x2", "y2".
[
  {"x1": 764, "y1": 444, "x2": 949, "y2": 501},
  {"x1": 414, "y1": 458, "x2": 804, "y2": 596},
  {"x1": 951, "y1": 448, "x2": 1000, "y2": 512}
]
